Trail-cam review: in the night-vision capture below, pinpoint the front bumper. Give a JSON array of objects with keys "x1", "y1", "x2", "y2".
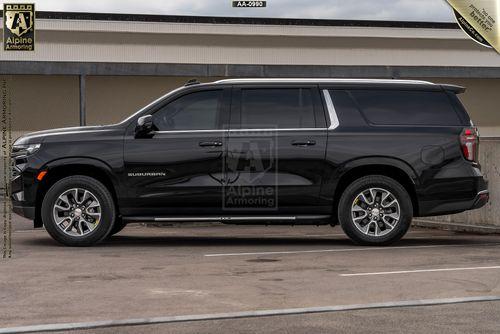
[
  {"x1": 12, "y1": 203, "x2": 36, "y2": 219},
  {"x1": 10, "y1": 142, "x2": 46, "y2": 226},
  {"x1": 11, "y1": 172, "x2": 40, "y2": 223}
]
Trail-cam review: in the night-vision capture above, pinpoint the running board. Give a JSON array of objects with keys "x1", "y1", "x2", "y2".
[{"x1": 123, "y1": 215, "x2": 332, "y2": 224}]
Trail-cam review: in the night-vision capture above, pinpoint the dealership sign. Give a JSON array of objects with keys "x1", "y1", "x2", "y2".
[{"x1": 3, "y1": 3, "x2": 35, "y2": 51}]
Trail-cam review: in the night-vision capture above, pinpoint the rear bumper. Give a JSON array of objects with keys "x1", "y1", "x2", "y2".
[
  {"x1": 417, "y1": 177, "x2": 489, "y2": 217},
  {"x1": 471, "y1": 190, "x2": 489, "y2": 210}
]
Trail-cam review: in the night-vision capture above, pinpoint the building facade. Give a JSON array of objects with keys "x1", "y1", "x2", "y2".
[{"x1": 1, "y1": 12, "x2": 500, "y2": 136}]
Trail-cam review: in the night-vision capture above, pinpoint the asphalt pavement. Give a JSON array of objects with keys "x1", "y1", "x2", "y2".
[{"x1": 1, "y1": 219, "x2": 500, "y2": 333}]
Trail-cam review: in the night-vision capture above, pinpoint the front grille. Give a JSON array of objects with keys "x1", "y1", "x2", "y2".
[
  {"x1": 11, "y1": 156, "x2": 26, "y2": 179},
  {"x1": 11, "y1": 146, "x2": 29, "y2": 179}
]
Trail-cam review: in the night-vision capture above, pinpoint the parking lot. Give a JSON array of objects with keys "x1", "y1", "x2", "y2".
[{"x1": 1, "y1": 219, "x2": 500, "y2": 333}]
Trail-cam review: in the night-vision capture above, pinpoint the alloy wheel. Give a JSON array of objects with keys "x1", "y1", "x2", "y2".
[
  {"x1": 351, "y1": 187, "x2": 400, "y2": 237},
  {"x1": 52, "y1": 188, "x2": 102, "y2": 237}
]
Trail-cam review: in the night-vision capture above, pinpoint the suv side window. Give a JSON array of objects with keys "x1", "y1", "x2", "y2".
[
  {"x1": 153, "y1": 90, "x2": 223, "y2": 131},
  {"x1": 240, "y1": 88, "x2": 316, "y2": 129},
  {"x1": 348, "y1": 90, "x2": 462, "y2": 126}
]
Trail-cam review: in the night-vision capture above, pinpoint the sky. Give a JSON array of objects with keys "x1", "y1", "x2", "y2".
[{"x1": 0, "y1": 0, "x2": 455, "y2": 22}]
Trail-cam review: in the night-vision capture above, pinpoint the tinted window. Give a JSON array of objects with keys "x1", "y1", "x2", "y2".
[
  {"x1": 153, "y1": 90, "x2": 222, "y2": 130},
  {"x1": 447, "y1": 92, "x2": 471, "y2": 124},
  {"x1": 348, "y1": 90, "x2": 461, "y2": 126},
  {"x1": 240, "y1": 88, "x2": 315, "y2": 128},
  {"x1": 328, "y1": 90, "x2": 366, "y2": 127}
]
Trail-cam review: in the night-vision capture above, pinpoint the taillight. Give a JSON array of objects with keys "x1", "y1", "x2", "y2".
[{"x1": 460, "y1": 127, "x2": 478, "y2": 162}]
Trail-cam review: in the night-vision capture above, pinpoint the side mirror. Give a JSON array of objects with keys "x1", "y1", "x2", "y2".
[{"x1": 135, "y1": 115, "x2": 153, "y2": 137}]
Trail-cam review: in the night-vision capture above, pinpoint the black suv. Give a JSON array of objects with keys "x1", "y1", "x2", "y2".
[{"x1": 11, "y1": 79, "x2": 488, "y2": 246}]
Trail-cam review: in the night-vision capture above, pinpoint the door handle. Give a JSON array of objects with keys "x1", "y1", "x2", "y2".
[
  {"x1": 291, "y1": 140, "x2": 316, "y2": 147},
  {"x1": 199, "y1": 141, "x2": 223, "y2": 147}
]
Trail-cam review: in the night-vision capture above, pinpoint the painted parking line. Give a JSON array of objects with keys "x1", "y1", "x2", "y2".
[
  {"x1": 204, "y1": 242, "x2": 500, "y2": 257},
  {"x1": 301, "y1": 233, "x2": 346, "y2": 237},
  {"x1": 13, "y1": 229, "x2": 46, "y2": 233},
  {"x1": 1, "y1": 296, "x2": 499, "y2": 334},
  {"x1": 340, "y1": 265, "x2": 500, "y2": 277}
]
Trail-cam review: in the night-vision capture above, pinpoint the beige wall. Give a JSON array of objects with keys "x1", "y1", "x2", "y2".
[
  {"x1": 0, "y1": 75, "x2": 79, "y2": 132},
  {"x1": 4, "y1": 75, "x2": 500, "y2": 136},
  {"x1": 2, "y1": 19, "x2": 500, "y2": 68}
]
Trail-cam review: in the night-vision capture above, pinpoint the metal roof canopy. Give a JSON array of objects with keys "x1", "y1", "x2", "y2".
[{"x1": 8, "y1": 11, "x2": 459, "y2": 29}]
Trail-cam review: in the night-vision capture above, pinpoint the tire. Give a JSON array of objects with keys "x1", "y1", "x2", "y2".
[
  {"x1": 41, "y1": 175, "x2": 116, "y2": 246},
  {"x1": 338, "y1": 175, "x2": 412, "y2": 246},
  {"x1": 109, "y1": 217, "x2": 127, "y2": 236}
]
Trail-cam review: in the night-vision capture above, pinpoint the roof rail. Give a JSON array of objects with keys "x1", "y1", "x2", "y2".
[
  {"x1": 440, "y1": 84, "x2": 466, "y2": 94},
  {"x1": 214, "y1": 78, "x2": 433, "y2": 85},
  {"x1": 184, "y1": 78, "x2": 200, "y2": 86}
]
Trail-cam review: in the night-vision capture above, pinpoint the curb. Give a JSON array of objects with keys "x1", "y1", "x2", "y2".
[
  {"x1": 413, "y1": 219, "x2": 500, "y2": 235},
  {"x1": 1, "y1": 296, "x2": 499, "y2": 333}
]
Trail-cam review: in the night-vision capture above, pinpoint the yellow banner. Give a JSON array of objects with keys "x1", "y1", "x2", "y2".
[{"x1": 446, "y1": 0, "x2": 499, "y2": 53}]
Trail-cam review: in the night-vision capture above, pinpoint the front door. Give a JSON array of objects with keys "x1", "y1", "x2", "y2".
[
  {"x1": 223, "y1": 86, "x2": 329, "y2": 215},
  {"x1": 122, "y1": 87, "x2": 230, "y2": 217}
]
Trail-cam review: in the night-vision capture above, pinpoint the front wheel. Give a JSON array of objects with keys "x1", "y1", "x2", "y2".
[
  {"x1": 338, "y1": 175, "x2": 412, "y2": 246},
  {"x1": 41, "y1": 176, "x2": 116, "y2": 246},
  {"x1": 108, "y1": 217, "x2": 127, "y2": 236}
]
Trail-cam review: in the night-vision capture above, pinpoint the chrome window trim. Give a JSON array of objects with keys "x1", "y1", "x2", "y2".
[
  {"x1": 322, "y1": 89, "x2": 340, "y2": 130},
  {"x1": 153, "y1": 128, "x2": 327, "y2": 134}
]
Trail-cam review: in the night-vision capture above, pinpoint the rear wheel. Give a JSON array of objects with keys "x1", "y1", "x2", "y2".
[
  {"x1": 41, "y1": 176, "x2": 116, "y2": 246},
  {"x1": 338, "y1": 175, "x2": 412, "y2": 246}
]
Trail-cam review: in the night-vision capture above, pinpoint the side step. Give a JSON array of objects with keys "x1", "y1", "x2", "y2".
[{"x1": 123, "y1": 215, "x2": 332, "y2": 225}]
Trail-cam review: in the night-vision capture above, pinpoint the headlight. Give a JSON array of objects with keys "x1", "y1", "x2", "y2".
[{"x1": 12, "y1": 143, "x2": 41, "y2": 157}]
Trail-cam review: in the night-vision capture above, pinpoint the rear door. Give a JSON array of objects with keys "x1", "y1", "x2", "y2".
[{"x1": 223, "y1": 85, "x2": 329, "y2": 214}]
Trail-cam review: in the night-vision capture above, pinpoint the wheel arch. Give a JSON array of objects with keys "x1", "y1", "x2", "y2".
[
  {"x1": 332, "y1": 160, "x2": 419, "y2": 218},
  {"x1": 34, "y1": 158, "x2": 120, "y2": 228}
]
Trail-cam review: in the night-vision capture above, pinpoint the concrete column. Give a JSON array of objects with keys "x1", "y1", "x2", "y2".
[{"x1": 79, "y1": 75, "x2": 86, "y2": 126}]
